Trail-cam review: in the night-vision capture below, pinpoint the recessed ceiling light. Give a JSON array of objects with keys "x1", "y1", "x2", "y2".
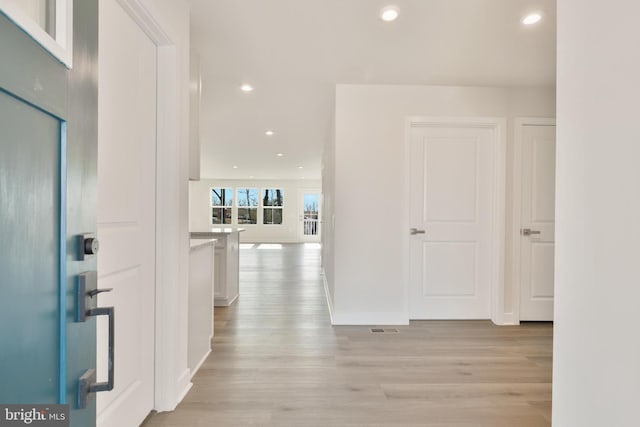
[
  {"x1": 265, "y1": 130, "x2": 275, "y2": 136},
  {"x1": 240, "y1": 84, "x2": 254, "y2": 92},
  {"x1": 522, "y1": 12, "x2": 542, "y2": 25},
  {"x1": 297, "y1": 166, "x2": 304, "y2": 169},
  {"x1": 380, "y1": 5, "x2": 399, "y2": 22},
  {"x1": 232, "y1": 165, "x2": 238, "y2": 169},
  {"x1": 276, "y1": 153, "x2": 284, "y2": 157}
]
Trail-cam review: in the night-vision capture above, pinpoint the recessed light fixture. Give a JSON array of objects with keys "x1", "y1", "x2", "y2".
[
  {"x1": 240, "y1": 84, "x2": 254, "y2": 92},
  {"x1": 297, "y1": 166, "x2": 304, "y2": 169},
  {"x1": 265, "y1": 130, "x2": 275, "y2": 136},
  {"x1": 380, "y1": 5, "x2": 399, "y2": 22},
  {"x1": 232, "y1": 165, "x2": 238, "y2": 169},
  {"x1": 522, "y1": 12, "x2": 542, "y2": 25},
  {"x1": 276, "y1": 153, "x2": 284, "y2": 157}
]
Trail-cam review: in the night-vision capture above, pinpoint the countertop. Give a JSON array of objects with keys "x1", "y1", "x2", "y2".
[{"x1": 191, "y1": 228, "x2": 246, "y2": 235}]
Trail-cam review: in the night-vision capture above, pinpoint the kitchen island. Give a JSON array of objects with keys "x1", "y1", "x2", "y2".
[{"x1": 190, "y1": 228, "x2": 245, "y2": 306}]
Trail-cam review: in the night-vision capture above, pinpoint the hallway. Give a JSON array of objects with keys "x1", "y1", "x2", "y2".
[{"x1": 144, "y1": 243, "x2": 552, "y2": 426}]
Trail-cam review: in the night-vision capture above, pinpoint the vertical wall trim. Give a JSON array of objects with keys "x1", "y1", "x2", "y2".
[
  {"x1": 113, "y1": 0, "x2": 188, "y2": 412},
  {"x1": 58, "y1": 121, "x2": 68, "y2": 404}
]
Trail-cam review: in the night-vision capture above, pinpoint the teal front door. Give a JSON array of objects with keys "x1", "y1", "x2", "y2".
[{"x1": 0, "y1": 1, "x2": 99, "y2": 426}]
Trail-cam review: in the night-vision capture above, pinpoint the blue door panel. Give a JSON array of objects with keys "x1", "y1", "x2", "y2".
[{"x1": 0, "y1": 90, "x2": 62, "y2": 404}]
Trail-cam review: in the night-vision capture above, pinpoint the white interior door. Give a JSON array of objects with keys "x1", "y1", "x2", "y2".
[
  {"x1": 97, "y1": 0, "x2": 156, "y2": 425},
  {"x1": 409, "y1": 124, "x2": 497, "y2": 319},
  {"x1": 519, "y1": 124, "x2": 556, "y2": 321},
  {"x1": 299, "y1": 191, "x2": 321, "y2": 242}
]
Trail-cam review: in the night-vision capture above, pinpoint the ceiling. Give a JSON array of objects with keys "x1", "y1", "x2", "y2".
[{"x1": 189, "y1": 0, "x2": 556, "y2": 181}]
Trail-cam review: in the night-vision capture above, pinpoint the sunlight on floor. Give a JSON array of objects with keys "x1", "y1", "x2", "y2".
[
  {"x1": 239, "y1": 244, "x2": 255, "y2": 249},
  {"x1": 257, "y1": 244, "x2": 283, "y2": 250},
  {"x1": 304, "y1": 243, "x2": 322, "y2": 249}
]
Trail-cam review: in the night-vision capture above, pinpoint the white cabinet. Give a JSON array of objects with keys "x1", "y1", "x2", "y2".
[
  {"x1": 191, "y1": 228, "x2": 244, "y2": 306},
  {"x1": 188, "y1": 239, "x2": 215, "y2": 376}
]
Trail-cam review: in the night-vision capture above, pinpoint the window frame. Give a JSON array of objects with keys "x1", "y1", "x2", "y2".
[{"x1": 0, "y1": 0, "x2": 74, "y2": 67}]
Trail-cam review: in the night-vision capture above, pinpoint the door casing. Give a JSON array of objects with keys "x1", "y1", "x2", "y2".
[
  {"x1": 106, "y1": 0, "x2": 192, "y2": 412},
  {"x1": 404, "y1": 117, "x2": 507, "y2": 324}
]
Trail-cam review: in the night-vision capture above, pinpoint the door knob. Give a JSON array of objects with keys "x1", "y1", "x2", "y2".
[
  {"x1": 521, "y1": 228, "x2": 541, "y2": 237},
  {"x1": 410, "y1": 228, "x2": 426, "y2": 235}
]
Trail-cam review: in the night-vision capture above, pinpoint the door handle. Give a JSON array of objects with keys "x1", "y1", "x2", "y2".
[
  {"x1": 75, "y1": 272, "x2": 115, "y2": 408},
  {"x1": 521, "y1": 228, "x2": 541, "y2": 237},
  {"x1": 78, "y1": 305, "x2": 115, "y2": 408},
  {"x1": 410, "y1": 228, "x2": 426, "y2": 235}
]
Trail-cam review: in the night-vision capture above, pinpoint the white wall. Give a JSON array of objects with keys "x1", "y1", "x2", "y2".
[
  {"x1": 325, "y1": 84, "x2": 555, "y2": 325},
  {"x1": 190, "y1": 179, "x2": 321, "y2": 243},
  {"x1": 188, "y1": 49, "x2": 201, "y2": 180},
  {"x1": 553, "y1": 2, "x2": 640, "y2": 425}
]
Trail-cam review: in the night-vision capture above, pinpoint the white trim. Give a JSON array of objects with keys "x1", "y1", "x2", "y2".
[
  {"x1": 174, "y1": 369, "x2": 193, "y2": 409},
  {"x1": 404, "y1": 116, "x2": 507, "y2": 325},
  {"x1": 115, "y1": 0, "x2": 171, "y2": 45},
  {"x1": 331, "y1": 312, "x2": 410, "y2": 326},
  {"x1": 511, "y1": 117, "x2": 556, "y2": 324},
  {"x1": 0, "y1": 0, "x2": 73, "y2": 67},
  {"x1": 112, "y1": 0, "x2": 191, "y2": 414},
  {"x1": 322, "y1": 271, "x2": 334, "y2": 324},
  {"x1": 214, "y1": 293, "x2": 239, "y2": 307},
  {"x1": 189, "y1": 349, "x2": 211, "y2": 379}
]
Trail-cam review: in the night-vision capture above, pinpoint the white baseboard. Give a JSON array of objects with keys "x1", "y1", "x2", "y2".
[
  {"x1": 331, "y1": 311, "x2": 410, "y2": 326},
  {"x1": 493, "y1": 312, "x2": 518, "y2": 326},
  {"x1": 175, "y1": 368, "x2": 193, "y2": 407},
  {"x1": 214, "y1": 293, "x2": 239, "y2": 307},
  {"x1": 190, "y1": 349, "x2": 211, "y2": 379}
]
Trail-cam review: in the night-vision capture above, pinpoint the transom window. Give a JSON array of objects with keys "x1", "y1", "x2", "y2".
[
  {"x1": 263, "y1": 188, "x2": 283, "y2": 225},
  {"x1": 211, "y1": 187, "x2": 233, "y2": 225}
]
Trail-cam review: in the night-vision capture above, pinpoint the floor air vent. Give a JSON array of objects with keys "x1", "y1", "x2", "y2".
[{"x1": 370, "y1": 328, "x2": 399, "y2": 333}]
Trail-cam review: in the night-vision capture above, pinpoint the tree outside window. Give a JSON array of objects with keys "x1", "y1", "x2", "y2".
[
  {"x1": 237, "y1": 188, "x2": 258, "y2": 224},
  {"x1": 263, "y1": 188, "x2": 283, "y2": 225},
  {"x1": 211, "y1": 187, "x2": 233, "y2": 224}
]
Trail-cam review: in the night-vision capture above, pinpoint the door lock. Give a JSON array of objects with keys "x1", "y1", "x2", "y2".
[
  {"x1": 79, "y1": 233, "x2": 99, "y2": 260},
  {"x1": 521, "y1": 228, "x2": 541, "y2": 237},
  {"x1": 410, "y1": 228, "x2": 426, "y2": 235}
]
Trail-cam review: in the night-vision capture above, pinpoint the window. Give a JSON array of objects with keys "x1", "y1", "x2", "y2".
[
  {"x1": 0, "y1": 0, "x2": 74, "y2": 67},
  {"x1": 236, "y1": 188, "x2": 258, "y2": 224},
  {"x1": 262, "y1": 188, "x2": 283, "y2": 225},
  {"x1": 211, "y1": 187, "x2": 233, "y2": 224}
]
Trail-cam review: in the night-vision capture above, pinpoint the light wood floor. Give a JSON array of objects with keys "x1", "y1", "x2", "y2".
[{"x1": 143, "y1": 243, "x2": 552, "y2": 426}]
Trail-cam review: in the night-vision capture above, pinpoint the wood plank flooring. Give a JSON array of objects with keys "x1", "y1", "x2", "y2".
[{"x1": 143, "y1": 243, "x2": 552, "y2": 426}]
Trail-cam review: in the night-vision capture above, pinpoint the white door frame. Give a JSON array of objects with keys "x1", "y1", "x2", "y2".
[
  {"x1": 511, "y1": 117, "x2": 556, "y2": 324},
  {"x1": 404, "y1": 117, "x2": 507, "y2": 325},
  {"x1": 110, "y1": 0, "x2": 189, "y2": 412}
]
